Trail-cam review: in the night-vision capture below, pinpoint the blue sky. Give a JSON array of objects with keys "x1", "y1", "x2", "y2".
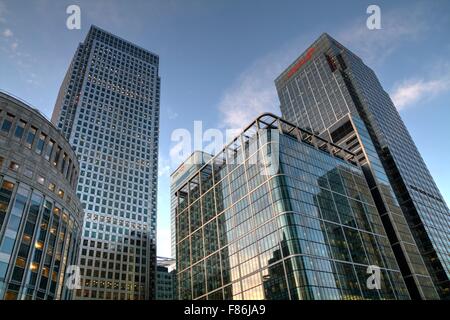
[{"x1": 1, "y1": 0, "x2": 449, "y2": 258}]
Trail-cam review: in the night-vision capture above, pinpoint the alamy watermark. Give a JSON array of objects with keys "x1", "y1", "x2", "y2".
[
  {"x1": 65, "y1": 265, "x2": 81, "y2": 290},
  {"x1": 366, "y1": 5, "x2": 381, "y2": 30},
  {"x1": 366, "y1": 265, "x2": 381, "y2": 290},
  {"x1": 66, "y1": 5, "x2": 81, "y2": 30}
]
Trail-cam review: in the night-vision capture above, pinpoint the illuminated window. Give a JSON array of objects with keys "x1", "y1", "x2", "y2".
[
  {"x1": 58, "y1": 189, "x2": 64, "y2": 199},
  {"x1": 2, "y1": 181, "x2": 14, "y2": 191},
  {"x1": 22, "y1": 234, "x2": 32, "y2": 245},
  {"x1": 41, "y1": 267, "x2": 49, "y2": 278},
  {"x1": 53, "y1": 207, "x2": 61, "y2": 216},
  {"x1": 53, "y1": 146, "x2": 62, "y2": 167},
  {"x1": 35, "y1": 241, "x2": 44, "y2": 250},
  {"x1": 15, "y1": 257, "x2": 26, "y2": 268},
  {"x1": 9, "y1": 161, "x2": 19, "y2": 172},
  {"x1": 48, "y1": 183, "x2": 56, "y2": 192},
  {"x1": 37, "y1": 176, "x2": 45, "y2": 185},
  {"x1": 30, "y1": 262, "x2": 39, "y2": 272}
]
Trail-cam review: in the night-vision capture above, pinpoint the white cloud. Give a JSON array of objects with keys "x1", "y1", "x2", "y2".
[
  {"x1": 2, "y1": 28, "x2": 12, "y2": 37},
  {"x1": 391, "y1": 77, "x2": 450, "y2": 110},
  {"x1": 217, "y1": 66, "x2": 279, "y2": 130},
  {"x1": 216, "y1": 37, "x2": 314, "y2": 130},
  {"x1": 158, "y1": 156, "x2": 171, "y2": 177}
]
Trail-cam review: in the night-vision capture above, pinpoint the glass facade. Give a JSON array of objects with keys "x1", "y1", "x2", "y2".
[
  {"x1": 0, "y1": 181, "x2": 80, "y2": 300},
  {"x1": 172, "y1": 114, "x2": 410, "y2": 300},
  {"x1": 0, "y1": 91, "x2": 83, "y2": 300},
  {"x1": 155, "y1": 263, "x2": 176, "y2": 300},
  {"x1": 275, "y1": 33, "x2": 449, "y2": 299},
  {"x1": 52, "y1": 26, "x2": 160, "y2": 300}
]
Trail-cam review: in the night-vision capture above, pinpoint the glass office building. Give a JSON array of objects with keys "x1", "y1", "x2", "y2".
[
  {"x1": 275, "y1": 33, "x2": 449, "y2": 299},
  {"x1": 0, "y1": 91, "x2": 83, "y2": 300},
  {"x1": 172, "y1": 114, "x2": 410, "y2": 300},
  {"x1": 155, "y1": 257, "x2": 176, "y2": 300},
  {"x1": 52, "y1": 26, "x2": 160, "y2": 300}
]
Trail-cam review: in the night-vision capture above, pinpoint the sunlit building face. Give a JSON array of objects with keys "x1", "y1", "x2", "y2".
[
  {"x1": 275, "y1": 33, "x2": 447, "y2": 299},
  {"x1": 51, "y1": 26, "x2": 160, "y2": 300},
  {"x1": 172, "y1": 114, "x2": 410, "y2": 300}
]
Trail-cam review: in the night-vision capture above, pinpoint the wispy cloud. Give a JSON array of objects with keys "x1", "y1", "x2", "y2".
[
  {"x1": 217, "y1": 37, "x2": 313, "y2": 130},
  {"x1": 158, "y1": 155, "x2": 171, "y2": 178},
  {"x1": 337, "y1": 4, "x2": 430, "y2": 65},
  {"x1": 217, "y1": 64, "x2": 279, "y2": 130},
  {"x1": 391, "y1": 76, "x2": 450, "y2": 110},
  {"x1": 2, "y1": 28, "x2": 12, "y2": 37},
  {"x1": 0, "y1": 2, "x2": 38, "y2": 86},
  {"x1": 10, "y1": 40, "x2": 17, "y2": 50},
  {"x1": 166, "y1": 106, "x2": 179, "y2": 120}
]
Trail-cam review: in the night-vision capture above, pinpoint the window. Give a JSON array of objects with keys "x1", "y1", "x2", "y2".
[
  {"x1": 9, "y1": 161, "x2": 19, "y2": 172},
  {"x1": 0, "y1": 261, "x2": 8, "y2": 278},
  {"x1": 1, "y1": 181, "x2": 14, "y2": 192},
  {"x1": 48, "y1": 183, "x2": 56, "y2": 192},
  {"x1": 35, "y1": 241, "x2": 44, "y2": 250},
  {"x1": 61, "y1": 152, "x2": 68, "y2": 174},
  {"x1": 36, "y1": 132, "x2": 46, "y2": 155},
  {"x1": 45, "y1": 140, "x2": 55, "y2": 161},
  {"x1": 25, "y1": 126, "x2": 37, "y2": 149},
  {"x1": 37, "y1": 176, "x2": 45, "y2": 185},
  {"x1": 30, "y1": 262, "x2": 39, "y2": 272},
  {"x1": 23, "y1": 167, "x2": 33, "y2": 178},
  {"x1": 1, "y1": 114, "x2": 14, "y2": 133},
  {"x1": 53, "y1": 146, "x2": 62, "y2": 167},
  {"x1": 14, "y1": 120, "x2": 26, "y2": 139},
  {"x1": 58, "y1": 189, "x2": 64, "y2": 199},
  {"x1": 0, "y1": 180, "x2": 15, "y2": 231},
  {"x1": 0, "y1": 236, "x2": 15, "y2": 255},
  {"x1": 15, "y1": 257, "x2": 26, "y2": 268}
]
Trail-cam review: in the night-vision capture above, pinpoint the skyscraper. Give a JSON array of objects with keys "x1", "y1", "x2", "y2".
[
  {"x1": 275, "y1": 33, "x2": 449, "y2": 299},
  {"x1": 172, "y1": 114, "x2": 412, "y2": 300},
  {"x1": 52, "y1": 26, "x2": 160, "y2": 300}
]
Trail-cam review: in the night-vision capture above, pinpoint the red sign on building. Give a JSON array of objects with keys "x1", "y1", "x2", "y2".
[{"x1": 285, "y1": 47, "x2": 315, "y2": 80}]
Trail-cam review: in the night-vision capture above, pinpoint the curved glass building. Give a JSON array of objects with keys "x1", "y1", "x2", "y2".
[{"x1": 0, "y1": 91, "x2": 83, "y2": 300}]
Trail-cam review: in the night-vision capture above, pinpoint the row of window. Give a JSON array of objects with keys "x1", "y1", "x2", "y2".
[
  {"x1": 0, "y1": 110, "x2": 78, "y2": 188},
  {"x1": 0, "y1": 157, "x2": 67, "y2": 201},
  {"x1": 90, "y1": 28, "x2": 159, "y2": 65}
]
